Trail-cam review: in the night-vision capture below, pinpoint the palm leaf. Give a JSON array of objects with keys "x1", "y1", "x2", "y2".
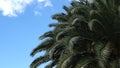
[
  {"x1": 45, "y1": 60, "x2": 57, "y2": 68},
  {"x1": 63, "y1": 6, "x2": 71, "y2": 15},
  {"x1": 49, "y1": 23, "x2": 69, "y2": 27},
  {"x1": 30, "y1": 39, "x2": 54, "y2": 56},
  {"x1": 52, "y1": 13, "x2": 68, "y2": 22},
  {"x1": 39, "y1": 31, "x2": 54, "y2": 40},
  {"x1": 55, "y1": 26, "x2": 75, "y2": 41},
  {"x1": 30, "y1": 54, "x2": 50, "y2": 68}
]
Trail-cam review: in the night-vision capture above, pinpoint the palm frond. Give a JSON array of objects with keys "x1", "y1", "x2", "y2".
[
  {"x1": 69, "y1": 36, "x2": 81, "y2": 53},
  {"x1": 30, "y1": 39, "x2": 54, "y2": 56},
  {"x1": 49, "y1": 40, "x2": 65, "y2": 59},
  {"x1": 49, "y1": 23, "x2": 69, "y2": 27},
  {"x1": 52, "y1": 13, "x2": 68, "y2": 22},
  {"x1": 61, "y1": 54, "x2": 79, "y2": 68},
  {"x1": 45, "y1": 60, "x2": 57, "y2": 68},
  {"x1": 63, "y1": 6, "x2": 71, "y2": 15},
  {"x1": 39, "y1": 31, "x2": 54, "y2": 40},
  {"x1": 61, "y1": 53, "x2": 93, "y2": 68},
  {"x1": 30, "y1": 54, "x2": 50, "y2": 68},
  {"x1": 55, "y1": 26, "x2": 75, "y2": 41}
]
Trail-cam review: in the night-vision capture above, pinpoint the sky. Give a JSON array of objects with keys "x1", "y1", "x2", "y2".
[{"x1": 0, "y1": 0, "x2": 72, "y2": 68}]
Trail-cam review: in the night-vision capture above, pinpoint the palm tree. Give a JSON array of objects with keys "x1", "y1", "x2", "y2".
[{"x1": 30, "y1": 0, "x2": 120, "y2": 68}]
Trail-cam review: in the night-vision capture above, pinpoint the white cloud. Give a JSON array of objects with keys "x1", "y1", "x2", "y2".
[
  {"x1": 38, "y1": 0, "x2": 45, "y2": 2},
  {"x1": 0, "y1": 0, "x2": 33, "y2": 17},
  {"x1": 33, "y1": 0, "x2": 53, "y2": 16},
  {"x1": 38, "y1": 0, "x2": 53, "y2": 7},
  {"x1": 0, "y1": 0, "x2": 53, "y2": 17}
]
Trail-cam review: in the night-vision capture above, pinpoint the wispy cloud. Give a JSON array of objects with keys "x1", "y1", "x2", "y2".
[
  {"x1": 33, "y1": 0, "x2": 53, "y2": 16},
  {"x1": 0, "y1": 0, "x2": 53, "y2": 17},
  {"x1": 37, "y1": 0, "x2": 53, "y2": 7},
  {"x1": 0, "y1": 0, "x2": 33, "y2": 17}
]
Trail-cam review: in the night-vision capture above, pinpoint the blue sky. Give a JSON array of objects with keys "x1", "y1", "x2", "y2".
[{"x1": 0, "y1": 0, "x2": 71, "y2": 68}]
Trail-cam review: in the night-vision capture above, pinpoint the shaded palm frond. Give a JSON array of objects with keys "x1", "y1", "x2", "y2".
[
  {"x1": 45, "y1": 60, "x2": 58, "y2": 68},
  {"x1": 39, "y1": 31, "x2": 54, "y2": 40},
  {"x1": 55, "y1": 26, "x2": 75, "y2": 41},
  {"x1": 30, "y1": 54, "x2": 50, "y2": 68},
  {"x1": 52, "y1": 13, "x2": 68, "y2": 22},
  {"x1": 30, "y1": 39, "x2": 54, "y2": 56},
  {"x1": 49, "y1": 23, "x2": 69, "y2": 27}
]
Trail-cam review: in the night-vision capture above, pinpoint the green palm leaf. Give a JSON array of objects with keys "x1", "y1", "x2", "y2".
[
  {"x1": 30, "y1": 54, "x2": 50, "y2": 68},
  {"x1": 30, "y1": 39, "x2": 54, "y2": 56}
]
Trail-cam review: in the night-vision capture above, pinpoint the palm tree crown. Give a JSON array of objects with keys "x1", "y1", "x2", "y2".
[{"x1": 30, "y1": 0, "x2": 120, "y2": 68}]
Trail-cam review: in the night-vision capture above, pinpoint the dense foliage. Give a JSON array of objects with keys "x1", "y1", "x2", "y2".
[{"x1": 30, "y1": 0, "x2": 120, "y2": 68}]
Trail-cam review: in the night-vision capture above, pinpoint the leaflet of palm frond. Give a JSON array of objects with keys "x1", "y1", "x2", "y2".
[
  {"x1": 53, "y1": 27, "x2": 64, "y2": 35},
  {"x1": 39, "y1": 31, "x2": 54, "y2": 40},
  {"x1": 83, "y1": 60, "x2": 100, "y2": 68},
  {"x1": 73, "y1": 19, "x2": 96, "y2": 40},
  {"x1": 56, "y1": 31, "x2": 66, "y2": 41},
  {"x1": 100, "y1": 0, "x2": 118, "y2": 10},
  {"x1": 49, "y1": 23, "x2": 69, "y2": 27},
  {"x1": 88, "y1": 19, "x2": 107, "y2": 39},
  {"x1": 30, "y1": 54, "x2": 50, "y2": 68},
  {"x1": 52, "y1": 13, "x2": 68, "y2": 22},
  {"x1": 63, "y1": 6, "x2": 71, "y2": 15},
  {"x1": 68, "y1": 14, "x2": 80, "y2": 24},
  {"x1": 77, "y1": 0, "x2": 88, "y2": 5},
  {"x1": 74, "y1": 14, "x2": 85, "y2": 21},
  {"x1": 62, "y1": 54, "x2": 93, "y2": 68},
  {"x1": 71, "y1": 4, "x2": 90, "y2": 16},
  {"x1": 89, "y1": 10, "x2": 103, "y2": 19},
  {"x1": 30, "y1": 39, "x2": 54, "y2": 56},
  {"x1": 69, "y1": 36, "x2": 81, "y2": 53},
  {"x1": 71, "y1": 1, "x2": 80, "y2": 7},
  {"x1": 71, "y1": 7, "x2": 80, "y2": 14},
  {"x1": 90, "y1": 12, "x2": 113, "y2": 29},
  {"x1": 50, "y1": 37, "x2": 71, "y2": 60},
  {"x1": 72, "y1": 17, "x2": 89, "y2": 31},
  {"x1": 101, "y1": 41, "x2": 113, "y2": 59},
  {"x1": 92, "y1": 0, "x2": 105, "y2": 11},
  {"x1": 100, "y1": 0, "x2": 109, "y2": 9},
  {"x1": 93, "y1": 42, "x2": 105, "y2": 57},
  {"x1": 70, "y1": 37, "x2": 89, "y2": 54},
  {"x1": 56, "y1": 26, "x2": 74, "y2": 41},
  {"x1": 76, "y1": 29, "x2": 96, "y2": 41},
  {"x1": 56, "y1": 49, "x2": 71, "y2": 68},
  {"x1": 45, "y1": 60, "x2": 57, "y2": 68},
  {"x1": 106, "y1": 0, "x2": 115, "y2": 8},
  {"x1": 92, "y1": 42, "x2": 111, "y2": 68},
  {"x1": 61, "y1": 54, "x2": 80, "y2": 68},
  {"x1": 49, "y1": 43, "x2": 64, "y2": 60},
  {"x1": 49, "y1": 23, "x2": 58, "y2": 27},
  {"x1": 61, "y1": 56, "x2": 73, "y2": 68},
  {"x1": 75, "y1": 55, "x2": 94, "y2": 68},
  {"x1": 71, "y1": 17, "x2": 82, "y2": 25},
  {"x1": 98, "y1": 59, "x2": 111, "y2": 68}
]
